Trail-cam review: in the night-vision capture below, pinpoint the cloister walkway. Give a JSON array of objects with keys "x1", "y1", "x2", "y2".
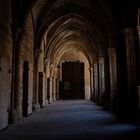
[{"x1": 0, "y1": 100, "x2": 140, "y2": 140}]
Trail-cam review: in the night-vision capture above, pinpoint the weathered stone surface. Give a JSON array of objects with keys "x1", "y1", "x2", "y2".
[
  {"x1": 0, "y1": 0, "x2": 140, "y2": 131},
  {"x1": 0, "y1": 0, "x2": 12, "y2": 130},
  {"x1": 15, "y1": 12, "x2": 34, "y2": 120}
]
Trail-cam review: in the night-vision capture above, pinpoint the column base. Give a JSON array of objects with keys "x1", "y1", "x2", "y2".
[
  {"x1": 32, "y1": 103, "x2": 40, "y2": 111},
  {"x1": 42, "y1": 101, "x2": 47, "y2": 107}
]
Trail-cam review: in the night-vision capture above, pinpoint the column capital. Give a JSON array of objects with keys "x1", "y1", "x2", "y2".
[
  {"x1": 123, "y1": 28, "x2": 136, "y2": 39},
  {"x1": 88, "y1": 67, "x2": 93, "y2": 72},
  {"x1": 44, "y1": 57, "x2": 51, "y2": 66},
  {"x1": 108, "y1": 47, "x2": 116, "y2": 52},
  {"x1": 108, "y1": 48, "x2": 116, "y2": 57},
  {"x1": 50, "y1": 64, "x2": 55, "y2": 69},
  {"x1": 98, "y1": 57, "x2": 104, "y2": 64},
  {"x1": 93, "y1": 62, "x2": 97, "y2": 66}
]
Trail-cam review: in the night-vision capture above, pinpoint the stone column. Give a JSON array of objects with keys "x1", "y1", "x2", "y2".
[
  {"x1": 42, "y1": 58, "x2": 47, "y2": 106},
  {"x1": 98, "y1": 57, "x2": 105, "y2": 104},
  {"x1": 44, "y1": 62, "x2": 48, "y2": 106},
  {"x1": 42, "y1": 71, "x2": 47, "y2": 106},
  {"x1": 49, "y1": 77, "x2": 53, "y2": 103},
  {"x1": 32, "y1": 49, "x2": 41, "y2": 111},
  {"x1": 53, "y1": 67, "x2": 58, "y2": 101},
  {"x1": 52, "y1": 74, "x2": 57, "y2": 102},
  {"x1": 137, "y1": 10, "x2": 140, "y2": 108},
  {"x1": 89, "y1": 67, "x2": 94, "y2": 100},
  {"x1": 108, "y1": 48, "x2": 117, "y2": 109},
  {"x1": 123, "y1": 28, "x2": 138, "y2": 113},
  {"x1": 93, "y1": 62, "x2": 99, "y2": 102},
  {"x1": 50, "y1": 64, "x2": 55, "y2": 102},
  {"x1": 124, "y1": 29, "x2": 137, "y2": 91},
  {"x1": 46, "y1": 61, "x2": 52, "y2": 104}
]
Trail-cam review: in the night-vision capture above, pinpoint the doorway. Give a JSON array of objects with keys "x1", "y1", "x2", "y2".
[
  {"x1": 47, "y1": 78, "x2": 50, "y2": 103},
  {"x1": 22, "y1": 61, "x2": 29, "y2": 117},
  {"x1": 38, "y1": 72, "x2": 43, "y2": 108},
  {"x1": 61, "y1": 61, "x2": 85, "y2": 99}
]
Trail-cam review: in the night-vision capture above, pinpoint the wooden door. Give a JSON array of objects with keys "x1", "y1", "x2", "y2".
[{"x1": 61, "y1": 61, "x2": 84, "y2": 99}]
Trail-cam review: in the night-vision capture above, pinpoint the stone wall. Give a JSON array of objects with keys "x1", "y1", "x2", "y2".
[
  {"x1": 15, "y1": 12, "x2": 34, "y2": 120},
  {"x1": 0, "y1": 0, "x2": 12, "y2": 130}
]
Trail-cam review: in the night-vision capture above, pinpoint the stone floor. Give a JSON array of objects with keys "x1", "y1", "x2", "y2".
[{"x1": 0, "y1": 100, "x2": 140, "y2": 140}]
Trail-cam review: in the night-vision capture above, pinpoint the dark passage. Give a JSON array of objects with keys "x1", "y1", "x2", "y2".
[
  {"x1": 60, "y1": 62, "x2": 85, "y2": 99},
  {"x1": 22, "y1": 61, "x2": 29, "y2": 117},
  {"x1": 0, "y1": 100, "x2": 140, "y2": 140}
]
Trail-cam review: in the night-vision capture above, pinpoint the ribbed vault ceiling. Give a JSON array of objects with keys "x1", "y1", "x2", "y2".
[{"x1": 14, "y1": 0, "x2": 140, "y2": 64}]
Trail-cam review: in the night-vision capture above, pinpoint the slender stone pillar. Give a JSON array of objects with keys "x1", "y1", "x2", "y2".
[
  {"x1": 89, "y1": 67, "x2": 94, "y2": 100},
  {"x1": 53, "y1": 67, "x2": 58, "y2": 101},
  {"x1": 50, "y1": 64, "x2": 55, "y2": 102},
  {"x1": 123, "y1": 28, "x2": 138, "y2": 115},
  {"x1": 98, "y1": 57, "x2": 105, "y2": 104},
  {"x1": 46, "y1": 59, "x2": 51, "y2": 104},
  {"x1": 137, "y1": 9, "x2": 140, "y2": 108},
  {"x1": 93, "y1": 62, "x2": 99, "y2": 102},
  {"x1": 44, "y1": 62, "x2": 48, "y2": 106},
  {"x1": 32, "y1": 49, "x2": 41, "y2": 111},
  {"x1": 51, "y1": 73, "x2": 57, "y2": 102},
  {"x1": 108, "y1": 48, "x2": 117, "y2": 110},
  {"x1": 50, "y1": 77, "x2": 53, "y2": 103},
  {"x1": 124, "y1": 29, "x2": 137, "y2": 92}
]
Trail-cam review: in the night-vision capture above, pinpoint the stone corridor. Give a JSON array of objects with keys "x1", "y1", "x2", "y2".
[
  {"x1": 0, "y1": 100, "x2": 140, "y2": 140},
  {"x1": 1, "y1": 0, "x2": 140, "y2": 132}
]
